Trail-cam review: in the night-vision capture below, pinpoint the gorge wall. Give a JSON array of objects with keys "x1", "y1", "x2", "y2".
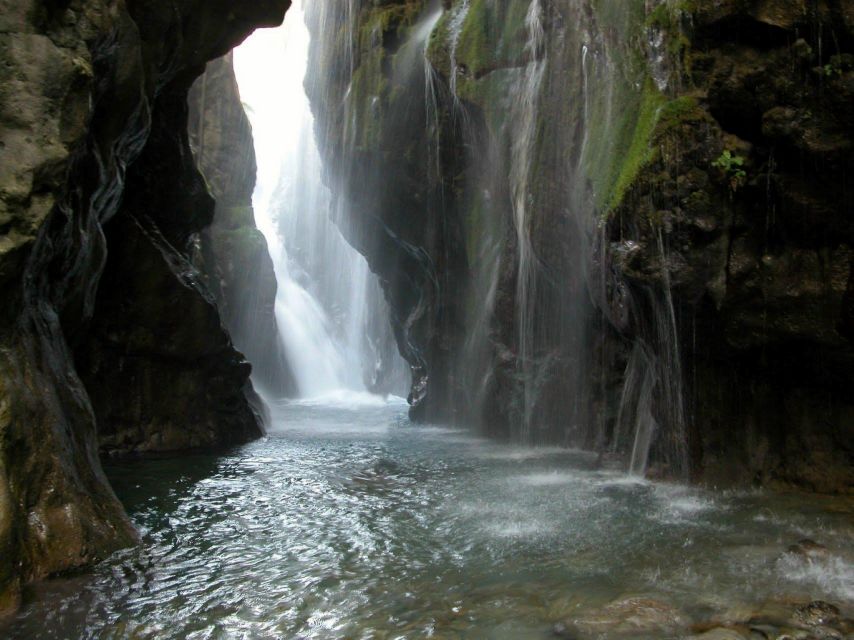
[
  {"x1": 0, "y1": 0, "x2": 290, "y2": 614},
  {"x1": 606, "y1": 1, "x2": 854, "y2": 491},
  {"x1": 305, "y1": 0, "x2": 853, "y2": 492},
  {"x1": 188, "y1": 54, "x2": 297, "y2": 400},
  {"x1": 1, "y1": 0, "x2": 852, "y2": 619}
]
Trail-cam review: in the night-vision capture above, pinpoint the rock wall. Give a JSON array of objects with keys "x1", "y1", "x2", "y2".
[
  {"x1": 305, "y1": 0, "x2": 671, "y2": 437},
  {"x1": 306, "y1": 0, "x2": 853, "y2": 492},
  {"x1": 604, "y1": 0, "x2": 854, "y2": 491},
  {"x1": 0, "y1": 0, "x2": 290, "y2": 614},
  {"x1": 188, "y1": 55, "x2": 296, "y2": 399},
  {"x1": 305, "y1": 1, "x2": 472, "y2": 422}
]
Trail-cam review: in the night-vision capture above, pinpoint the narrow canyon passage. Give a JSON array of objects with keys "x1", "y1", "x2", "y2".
[
  {"x1": 8, "y1": 400, "x2": 853, "y2": 638},
  {"x1": 2, "y1": 0, "x2": 853, "y2": 635}
]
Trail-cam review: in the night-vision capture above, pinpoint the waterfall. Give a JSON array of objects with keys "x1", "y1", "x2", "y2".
[
  {"x1": 234, "y1": 1, "x2": 408, "y2": 399},
  {"x1": 611, "y1": 230, "x2": 690, "y2": 478},
  {"x1": 297, "y1": 0, "x2": 693, "y2": 474},
  {"x1": 511, "y1": 0, "x2": 547, "y2": 441}
]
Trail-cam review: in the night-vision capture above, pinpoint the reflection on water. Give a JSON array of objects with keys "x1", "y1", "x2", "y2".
[{"x1": 6, "y1": 399, "x2": 854, "y2": 638}]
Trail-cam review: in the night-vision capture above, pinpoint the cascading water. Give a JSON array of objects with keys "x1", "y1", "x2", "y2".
[
  {"x1": 511, "y1": 0, "x2": 548, "y2": 442},
  {"x1": 446, "y1": 0, "x2": 471, "y2": 104},
  {"x1": 299, "y1": 0, "x2": 693, "y2": 471},
  {"x1": 234, "y1": 1, "x2": 408, "y2": 399}
]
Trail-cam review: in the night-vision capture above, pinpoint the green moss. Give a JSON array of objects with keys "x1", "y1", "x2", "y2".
[
  {"x1": 455, "y1": 0, "x2": 491, "y2": 76},
  {"x1": 658, "y1": 95, "x2": 701, "y2": 125},
  {"x1": 442, "y1": 0, "x2": 531, "y2": 82},
  {"x1": 359, "y1": 1, "x2": 424, "y2": 53},
  {"x1": 349, "y1": 50, "x2": 389, "y2": 149},
  {"x1": 346, "y1": 1, "x2": 436, "y2": 152},
  {"x1": 607, "y1": 79, "x2": 666, "y2": 211},
  {"x1": 426, "y1": 10, "x2": 454, "y2": 76},
  {"x1": 580, "y1": 0, "x2": 709, "y2": 215},
  {"x1": 646, "y1": 3, "x2": 672, "y2": 28},
  {"x1": 590, "y1": 0, "x2": 648, "y2": 46}
]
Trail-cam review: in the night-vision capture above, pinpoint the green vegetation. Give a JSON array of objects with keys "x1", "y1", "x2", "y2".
[
  {"x1": 606, "y1": 80, "x2": 667, "y2": 212},
  {"x1": 658, "y1": 95, "x2": 703, "y2": 126},
  {"x1": 455, "y1": 0, "x2": 530, "y2": 77},
  {"x1": 712, "y1": 150, "x2": 747, "y2": 191}
]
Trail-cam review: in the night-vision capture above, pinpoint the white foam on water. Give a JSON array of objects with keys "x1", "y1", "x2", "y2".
[
  {"x1": 289, "y1": 390, "x2": 390, "y2": 408},
  {"x1": 517, "y1": 471, "x2": 582, "y2": 487},
  {"x1": 476, "y1": 446, "x2": 573, "y2": 461},
  {"x1": 485, "y1": 520, "x2": 550, "y2": 539},
  {"x1": 593, "y1": 474, "x2": 651, "y2": 488},
  {"x1": 775, "y1": 552, "x2": 854, "y2": 603}
]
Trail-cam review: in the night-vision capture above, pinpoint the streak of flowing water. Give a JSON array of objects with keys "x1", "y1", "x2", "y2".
[
  {"x1": 622, "y1": 229, "x2": 689, "y2": 477},
  {"x1": 447, "y1": 0, "x2": 471, "y2": 101},
  {"x1": 233, "y1": 2, "x2": 408, "y2": 398},
  {"x1": 512, "y1": 0, "x2": 547, "y2": 441},
  {"x1": 423, "y1": 9, "x2": 445, "y2": 188},
  {"x1": 578, "y1": 44, "x2": 591, "y2": 168},
  {"x1": 7, "y1": 401, "x2": 853, "y2": 638}
]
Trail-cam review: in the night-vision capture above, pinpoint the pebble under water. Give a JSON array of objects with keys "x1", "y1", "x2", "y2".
[{"x1": 7, "y1": 397, "x2": 853, "y2": 639}]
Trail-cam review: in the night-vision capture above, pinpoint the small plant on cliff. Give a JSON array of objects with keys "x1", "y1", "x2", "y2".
[
  {"x1": 823, "y1": 63, "x2": 841, "y2": 78},
  {"x1": 712, "y1": 149, "x2": 747, "y2": 191}
]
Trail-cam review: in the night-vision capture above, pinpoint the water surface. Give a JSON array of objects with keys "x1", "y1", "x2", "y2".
[{"x1": 8, "y1": 398, "x2": 853, "y2": 638}]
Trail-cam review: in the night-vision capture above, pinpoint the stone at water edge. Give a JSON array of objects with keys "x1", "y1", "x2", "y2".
[
  {"x1": 566, "y1": 595, "x2": 689, "y2": 634},
  {"x1": 689, "y1": 628, "x2": 748, "y2": 640},
  {"x1": 793, "y1": 601, "x2": 841, "y2": 627}
]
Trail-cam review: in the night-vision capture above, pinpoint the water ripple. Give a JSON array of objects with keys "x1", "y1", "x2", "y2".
[{"x1": 6, "y1": 402, "x2": 853, "y2": 638}]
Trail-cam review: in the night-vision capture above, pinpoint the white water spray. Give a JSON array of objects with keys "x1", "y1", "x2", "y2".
[
  {"x1": 511, "y1": 0, "x2": 547, "y2": 440},
  {"x1": 234, "y1": 1, "x2": 408, "y2": 400}
]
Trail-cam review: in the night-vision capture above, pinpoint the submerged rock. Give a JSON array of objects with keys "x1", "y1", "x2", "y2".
[
  {"x1": 696, "y1": 598, "x2": 852, "y2": 640},
  {"x1": 690, "y1": 628, "x2": 748, "y2": 640},
  {"x1": 786, "y1": 539, "x2": 831, "y2": 562},
  {"x1": 566, "y1": 596, "x2": 688, "y2": 636}
]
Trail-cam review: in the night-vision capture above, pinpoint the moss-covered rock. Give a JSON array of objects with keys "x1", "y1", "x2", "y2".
[
  {"x1": 308, "y1": 0, "x2": 852, "y2": 490},
  {"x1": 603, "y1": 0, "x2": 854, "y2": 491}
]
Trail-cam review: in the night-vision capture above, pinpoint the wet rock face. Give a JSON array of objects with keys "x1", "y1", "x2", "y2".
[
  {"x1": 305, "y1": 0, "x2": 470, "y2": 423},
  {"x1": 688, "y1": 597, "x2": 853, "y2": 640},
  {"x1": 188, "y1": 55, "x2": 297, "y2": 398},
  {"x1": 606, "y1": 1, "x2": 854, "y2": 492},
  {"x1": 309, "y1": 0, "x2": 852, "y2": 489},
  {"x1": 0, "y1": 0, "x2": 289, "y2": 614},
  {"x1": 78, "y1": 214, "x2": 264, "y2": 457}
]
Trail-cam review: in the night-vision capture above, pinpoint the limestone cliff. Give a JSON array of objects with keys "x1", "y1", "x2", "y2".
[
  {"x1": 305, "y1": 1, "x2": 471, "y2": 422},
  {"x1": 306, "y1": 0, "x2": 853, "y2": 492},
  {"x1": 604, "y1": 0, "x2": 854, "y2": 491},
  {"x1": 188, "y1": 54, "x2": 297, "y2": 399},
  {"x1": 0, "y1": 0, "x2": 290, "y2": 614}
]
